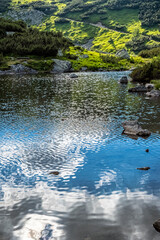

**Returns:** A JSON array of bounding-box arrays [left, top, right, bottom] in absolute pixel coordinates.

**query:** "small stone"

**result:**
[[145, 149, 149, 152], [70, 73, 78, 78], [137, 167, 150, 170], [49, 171, 59, 175], [120, 76, 128, 84], [153, 219, 160, 233]]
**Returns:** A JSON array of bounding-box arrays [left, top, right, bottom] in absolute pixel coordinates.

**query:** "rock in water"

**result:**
[[153, 219, 160, 233], [145, 83, 154, 91], [122, 120, 151, 137], [49, 171, 59, 175], [146, 90, 160, 98], [70, 73, 78, 78], [145, 149, 149, 152], [137, 167, 150, 170], [120, 76, 128, 84], [128, 86, 147, 93]]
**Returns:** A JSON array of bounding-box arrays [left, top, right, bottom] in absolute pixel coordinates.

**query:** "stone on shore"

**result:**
[[128, 86, 147, 93], [145, 83, 154, 91], [122, 120, 151, 137], [153, 219, 160, 233], [0, 64, 37, 75], [146, 89, 160, 97], [51, 59, 72, 73], [70, 73, 78, 78], [120, 76, 128, 84]]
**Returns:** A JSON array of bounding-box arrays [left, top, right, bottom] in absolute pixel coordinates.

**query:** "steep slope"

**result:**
[[1, 0, 160, 53]]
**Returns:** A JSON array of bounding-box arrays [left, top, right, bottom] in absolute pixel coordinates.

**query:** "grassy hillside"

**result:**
[[0, 0, 160, 54]]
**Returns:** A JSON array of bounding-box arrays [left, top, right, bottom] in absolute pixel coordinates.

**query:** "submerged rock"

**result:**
[[122, 120, 151, 137], [49, 171, 59, 175], [137, 167, 150, 170], [120, 76, 128, 84], [145, 149, 149, 152], [128, 86, 147, 93], [70, 73, 78, 78], [51, 59, 72, 73], [153, 219, 160, 233], [146, 90, 160, 98]]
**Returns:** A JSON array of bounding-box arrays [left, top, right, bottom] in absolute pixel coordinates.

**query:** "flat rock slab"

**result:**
[[122, 120, 151, 137], [137, 167, 150, 170], [128, 86, 147, 93]]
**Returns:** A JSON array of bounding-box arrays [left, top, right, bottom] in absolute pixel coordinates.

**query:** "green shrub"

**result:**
[[25, 60, 54, 72], [151, 80, 160, 90], [130, 58, 160, 82]]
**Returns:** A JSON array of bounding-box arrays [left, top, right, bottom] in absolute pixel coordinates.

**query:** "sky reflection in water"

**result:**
[[0, 72, 160, 240]]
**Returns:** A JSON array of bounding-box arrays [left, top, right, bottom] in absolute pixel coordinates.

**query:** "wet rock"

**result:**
[[70, 73, 78, 78], [145, 149, 149, 152], [49, 171, 59, 175], [51, 59, 72, 73], [137, 167, 150, 170], [153, 219, 160, 233], [146, 90, 160, 98], [122, 120, 151, 137], [115, 49, 130, 60], [145, 83, 154, 91], [120, 76, 128, 84], [128, 86, 147, 93]]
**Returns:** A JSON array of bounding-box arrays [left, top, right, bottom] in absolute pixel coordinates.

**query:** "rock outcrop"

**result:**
[[122, 120, 151, 137], [51, 59, 72, 73], [146, 89, 160, 97], [116, 49, 130, 60], [5, 9, 46, 26], [120, 76, 128, 84]]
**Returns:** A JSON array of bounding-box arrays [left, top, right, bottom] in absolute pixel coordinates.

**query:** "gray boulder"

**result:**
[[116, 49, 130, 60], [70, 73, 78, 78], [153, 219, 160, 233], [146, 89, 160, 97], [120, 76, 128, 84], [122, 120, 151, 137], [51, 59, 72, 73], [128, 85, 147, 93], [0, 64, 37, 75], [10, 64, 37, 74]]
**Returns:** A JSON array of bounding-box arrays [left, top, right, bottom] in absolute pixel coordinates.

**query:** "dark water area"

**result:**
[[0, 72, 160, 240]]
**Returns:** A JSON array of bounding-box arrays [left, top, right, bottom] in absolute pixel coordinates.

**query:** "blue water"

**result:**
[[0, 72, 160, 240]]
